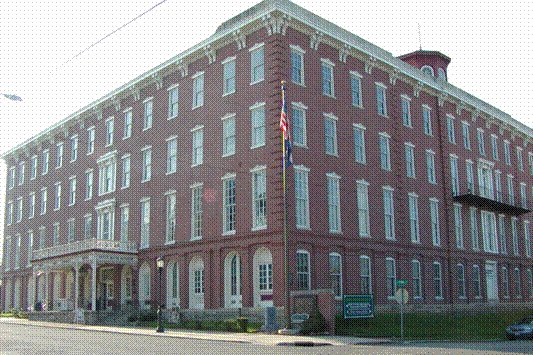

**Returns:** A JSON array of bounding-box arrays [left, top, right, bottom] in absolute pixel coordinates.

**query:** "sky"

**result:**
[[0, 0, 532, 256]]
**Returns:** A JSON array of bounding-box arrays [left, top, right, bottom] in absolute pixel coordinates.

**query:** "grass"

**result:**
[[0, 311, 29, 319], [138, 319, 263, 333], [335, 311, 532, 340]]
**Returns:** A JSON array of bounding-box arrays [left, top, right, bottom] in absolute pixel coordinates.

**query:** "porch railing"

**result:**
[[32, 238, 137, 261]]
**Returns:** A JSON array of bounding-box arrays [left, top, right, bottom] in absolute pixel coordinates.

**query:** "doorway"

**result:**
[[485, 261, 499, 301]]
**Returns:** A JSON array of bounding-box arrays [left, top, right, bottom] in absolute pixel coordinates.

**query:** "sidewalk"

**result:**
[[0, 317, 389, 347]]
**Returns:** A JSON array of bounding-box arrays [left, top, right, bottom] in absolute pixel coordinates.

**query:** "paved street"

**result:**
[[1, 322, 532, 354]]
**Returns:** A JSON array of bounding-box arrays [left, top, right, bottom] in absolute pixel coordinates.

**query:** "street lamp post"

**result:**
[[156, 257, 164, 333]]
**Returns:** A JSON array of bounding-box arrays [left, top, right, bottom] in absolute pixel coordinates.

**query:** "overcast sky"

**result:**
[[0, 0, 532, 250]]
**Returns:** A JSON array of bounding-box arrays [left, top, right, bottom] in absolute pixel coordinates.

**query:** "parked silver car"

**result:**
[[506, 316, 533, 340]]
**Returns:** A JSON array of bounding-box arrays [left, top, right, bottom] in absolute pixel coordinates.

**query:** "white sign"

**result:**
[[395, 288, 408, 305]]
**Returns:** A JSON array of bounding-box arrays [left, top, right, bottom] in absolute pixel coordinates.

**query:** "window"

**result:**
[[166, 193, 176, 243], [376, 83, 387, 116], [120, 206, 129, 242], [105, 118, 114, 146], [259, 263, 272, 291], [292, 103, 307, 147], [122, 109, 132, 139], [360, 256, 372, 295], [353, 124, 366, 164], [140, 198, 150, 247], [191, 184, 203, 240], [85, 169, 93, 200], [294, 166, 310, 229], [491, 135, 499, 160], [430, 198, 441, 246], [516, 147, 524, 171], [222, 114, 236, 156], [67, 219, 75, 243], [405, 143, 415, 178], [423, 105, 432, 136], [16, 198, 22, 223], [222, 57, 236, 95], [192, 72, 204, 108], [525, 221, 531, 258], [495, 170, 502, 201], [98, 153, 116, 195], [56, 142, 64, 168], [168, 85, 179, 118], [437, 67, 446, 79], [38, 227, 46, 249], [222, 175, 236, 234], [27, 231, 33, 267], [6, 201, 13, 225], [466, 160, 475, 193], [446, 115, 456, 144], [291, 46, 305, 85], [514, 268, 522, 297], [453, 204, 464, 248], [192, 126, 204, 166], [141, 147, 152, 182], [481, 211, 498, 253], [53, 223, 60, 246], [252, 167, 267, 230], [167, 137, 177, 174], [502, 267, 510, 298], [499, 215, 507, 254], [350, 71, 362, 107], [457, 264, 466, 298], [42, 149, 49, 175], [68, 177, 76, 206], [321, 59, 335, 97], [426, 150, 436, 184], [329, 253, 342, 298], [28, 192, 35, 219], [477, 128, 485, 156], [412, 260, 422, 299], [143, 99, 153, 130], [14, 235, 20, 269], [470, 207, 480, 250], [8, 167, 15, 189], [421, 65, 434, 76], [527, 269, 533, 298], [84, 214, 92, 239], [18, 161, 25, 185], [87, 127, 95, 155], [520, 183, 527, 209], [507, 175, 514, 205], [54, 182, 61, 210], [386, 258, 396, 298], [357, 180, 370, 237], [379, 133, 391, 171], [4, 237, 10, 271], [504, 140, 511, 165], [433, 262, 443, 299], [409, 193, 420, 243], [40, 188, 47, 215], [30, 156, 38, 180], [529, 152, 533, 176], [296, 250, 310, 290], [512, 217, 519, 255], [478, 163, 494, 199], [401, 96, 412, 127], [450, 155, 460, 196], [324, 114, 338, 156], [121, 155, 130, 188], [327, 173, 341, 233], [251, 103, 266, 148], [383, 187, 395, 241], [472, 265, 481, 298], [70, 135, 78, 162], [250, 43, 264, 84], [462, 121, 471, 150]]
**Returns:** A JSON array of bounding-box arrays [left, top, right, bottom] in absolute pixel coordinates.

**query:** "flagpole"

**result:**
[[281, 81, 291, 330]]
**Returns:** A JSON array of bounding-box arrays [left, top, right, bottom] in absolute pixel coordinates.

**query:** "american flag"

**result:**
[[280, 82, 293, 167]]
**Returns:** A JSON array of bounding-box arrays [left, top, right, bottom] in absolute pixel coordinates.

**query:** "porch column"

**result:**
[[45, 269, 50, 310], [91, 260, 97, 311], [74, 263, 80, 311]]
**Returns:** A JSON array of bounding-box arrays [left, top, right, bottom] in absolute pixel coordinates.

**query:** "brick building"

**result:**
[[1, 0, 532, 316]]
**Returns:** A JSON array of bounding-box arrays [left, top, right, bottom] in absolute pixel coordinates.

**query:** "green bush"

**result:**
[[139, 310, 157, 322], [127, 314, 139, 322], [224, 319, 241, 332], [300, 305, 328, 335]]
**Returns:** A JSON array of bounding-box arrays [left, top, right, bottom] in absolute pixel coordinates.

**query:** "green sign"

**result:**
[[396, 279, 408, 288], [343, 295, 374, 319]]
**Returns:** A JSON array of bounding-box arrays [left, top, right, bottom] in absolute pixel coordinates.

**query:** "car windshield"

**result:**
[[518, 317, 533, 325]]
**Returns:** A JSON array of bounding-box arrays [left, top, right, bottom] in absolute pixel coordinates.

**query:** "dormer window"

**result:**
[[421, 65, 434, 77], [437, 68, 446, 81]]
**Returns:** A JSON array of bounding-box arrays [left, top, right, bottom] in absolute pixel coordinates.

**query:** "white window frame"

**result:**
[[290, 45, 305, 86], [54, 182, 61, 211], [87, 126, 95, 155], [250, 43, 265, 85], [321, 58, 335, 97], [329, 252, 343, 299], [422, 105, 432, 136], [168, 84, 179, 119], [477, 128, 486, 156], [143, 98, 153, 130], [190, 183, 203, 240], [450, 155, 460, 196], [360, 255, 372, 295], [97, 151, 117, 196], [105, 117, 114, 146], [502, 267, 510, 298], [250, 102, 266, 149], [68, 176, 76, 206], [490, 134, 499, 161], [141, 146, 152, 182], [28, 192, 35, 219], [426, 150, 437, 184], [166, 191, 177, 244], [292, 102, 308, 148], [67, 218, 75, 243], [383, 186, 395, 241], [462, 121, 471, 150], [525, 220, 531, 258], [121, 155, 130, 189], [55, 142, 64, 169], [85, 169, 93, 200], [70, 135, 78, 162], [376, 83, 387, 117], [466, 160, 475, 193], [119, 205, 129, 242], [296, 250, 311, 290], [42, 149, 49, 175], [498, 214, 508, 254], [409, 193, 420, 243], [385, 257, 397, 299], [412, 259, 422, 299], [222, 56, 236, 95], [222, 113, 236, 157], [294, 166, 310, 230], [357, 179, 370, 238], [166, 136, 178, 174], [16, 197, 23, 223], [324, 113, 338, 156], [504, 140, 511, 165], [222, 174, 236, 235], [123, 108, 132, 139], [405, 142, 415, 178], [327, 173, 342, 234], [470, 207, 480, 250], [454, 204, 464, 248], [30, 155, 38, 180], [430, 198, 441, 246], [192, 71, 205, 109], [512, 217, 519, 256], [446, 114, 456, 144], [516, 147, 524, 172], [481, 210, 498, 253], [472, 264, 481, 299], [457, 264, 466, 298], [353, 123, 366, 164], [84, 214, 92, 240], [251, 166, 267, 231], [140, 198, 150, 248], [350, 71, 363, 108], [379, 132, 391, 171], [433, 261, 443, 299], [401, 95, 412, 127], [40, 188, 47, 215]]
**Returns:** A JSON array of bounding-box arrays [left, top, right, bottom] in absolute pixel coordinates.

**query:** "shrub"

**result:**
[[299, 304, 328, 335], [139, 310, 158, 322], [224, 319, 241, 332], [127, 314, 139, 322]]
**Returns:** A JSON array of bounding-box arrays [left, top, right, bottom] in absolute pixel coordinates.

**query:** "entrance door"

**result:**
[[485, 262, 499, 301]]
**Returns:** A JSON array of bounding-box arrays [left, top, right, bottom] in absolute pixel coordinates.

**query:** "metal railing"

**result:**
[[32, 238, 137, 261]]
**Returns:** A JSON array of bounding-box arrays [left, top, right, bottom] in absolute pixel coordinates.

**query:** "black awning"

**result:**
[[453, 193, 531, 216]]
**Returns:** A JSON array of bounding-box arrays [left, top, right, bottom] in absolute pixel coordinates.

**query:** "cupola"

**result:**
[[397, 50, 451, 81]]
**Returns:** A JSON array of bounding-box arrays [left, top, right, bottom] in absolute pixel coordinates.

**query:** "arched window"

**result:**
[[421, 65, 434, 77], [437, 68, 446, 80], [253, 247, 273, 307], [224, 252, 242, 308], [166, 261, 179, 309], [139, 262, 151, 309], [189, 257, 204, 309]]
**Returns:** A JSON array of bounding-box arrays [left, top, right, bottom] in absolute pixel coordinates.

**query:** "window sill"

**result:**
[[121, 185, 129, 190], [141, 179, 151, 183], [222, 152, 235, 158], [55, 166, 62, 170], [222, 230, 236, 236], [352, 104, 364, 109], [166, 171, 176, 176], [165, 240, 176, 245], [123, 136, 131, 141], [250, 79, 264, 86], [325, 152, 339, 158], [190, 236, 202, 241], [68, 203, 75, 207], [54, 208, 60, 212], [458, 296, 467, 300], [222, 90, 235, 97], [168, 115, 178, 120], [252, 225, 267, 232], [329, 230, 342, 235], [293, 143, 308, 149], [378, 113, 389, 118], [192, 104, 203, 110], [296, 226, 311, 231], [251, 144, 266, 150], [28, 216, 34, 220], [84, 197, 93, 201], [142, 127, 152, 132], [191, 163, 202, 168], [87, 152, 94, 156], [435, 297, 444, 301], [292, 81, 305, 87]]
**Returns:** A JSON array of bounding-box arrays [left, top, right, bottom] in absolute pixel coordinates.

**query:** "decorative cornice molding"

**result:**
[[204, 44, 217, 64], [472, 109, 479, 123], [339, 43, 350, 63], [111, 95, 121, 111], [310, 31, 323, 50], [364, 55, 377, 74], [262, 13, 290, 35], [232, 29, 246, 50], [456, 101, 466, 116], [389, 69, 400, 86], [176, 59, 188, 78], [413, 81, 424, 98], [152, 72, 163, 90], [129, 84, 140, 101], [438, 92, 448, 107]]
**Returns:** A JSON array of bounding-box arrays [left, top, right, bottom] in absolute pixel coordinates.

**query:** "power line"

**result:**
[[63, 0, 170, 66]]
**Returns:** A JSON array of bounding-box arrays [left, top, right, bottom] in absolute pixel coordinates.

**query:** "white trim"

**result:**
[[250, 165, 267, 173], [190, 182, 204, 189], [166, 135, 178, 141], [375, 82, 387, 89], [320, 58, 335, 67], [326, 172, 341, 179], [293, 164, 310, 172], [221, 112, 236, 121], [404, 141, 415, 148], [191, 124, 204, 132], [378, 131, 391, 138], [191, 71, 204, 79], [349, 70, 363, 78], [221, 56, 236, 64], [352, 123, 366, 130], [400, 94, 411, 101], [249, 102, 266, 110], [356, 179, 369, 186], [248, 42, 264, 52], [323, 112, 338, 121], [291, 102, 308, 110], [122, 107, 132, 113], [142, 96, 154, 103], [167, 83, 179, 91], [221, 172, 237, 180], [289, 44, 306, 54]]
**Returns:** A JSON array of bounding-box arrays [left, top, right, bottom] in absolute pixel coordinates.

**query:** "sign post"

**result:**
[[395, 280, 408, 342], [343, 295, 374, 319]]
